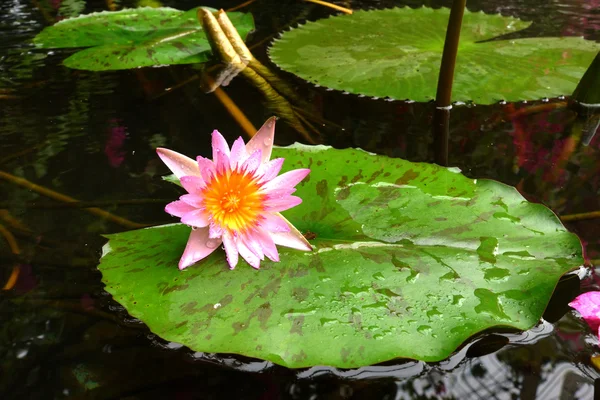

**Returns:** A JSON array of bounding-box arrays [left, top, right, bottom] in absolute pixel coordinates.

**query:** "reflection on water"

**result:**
[[1, 0, 599, 398]]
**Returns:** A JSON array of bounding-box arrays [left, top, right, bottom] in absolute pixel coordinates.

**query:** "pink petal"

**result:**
[[209, 224, 223, 239], [181, 209, 210, 228], [165, 200, 196, 218], [265, 187, 297, 199], [569, 291, 600, 331], [257, 158, 284, 183], [222, 232, 239, 269], [262, 169, 310, 192], [264, 195, 303, 212], [241, 232, 265, 261], [241, 149, 262, 174], [254, 228, 279, 262], [269, 214, 312, 251], [271, 231, 313, 251], [179, 194, 204, 208], [179, 227, 222, 270], [246, 117, 276, 163], [261, 212, 291, 233], [229, 137, 248, 168], [180, 176, 205, 194], [156, 148, 199, 179], [196, 156, 216, 183], [212, 130, 231, 172], [237, 239, 261, 269]]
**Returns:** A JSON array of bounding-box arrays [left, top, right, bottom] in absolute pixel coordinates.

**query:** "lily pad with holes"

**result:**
[[268, 7, 600, 104], [98, 145, 582, 368], [33, 7, 254, 71]]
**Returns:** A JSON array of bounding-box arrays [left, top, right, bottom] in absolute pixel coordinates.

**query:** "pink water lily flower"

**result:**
[[569, 291, 600, 340], [157, 117, 312, 270]]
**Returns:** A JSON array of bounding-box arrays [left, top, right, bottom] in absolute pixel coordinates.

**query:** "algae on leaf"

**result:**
[[98, 145, 583, 368], [268, 7, 600, 104], [33, 7, 255, 71]]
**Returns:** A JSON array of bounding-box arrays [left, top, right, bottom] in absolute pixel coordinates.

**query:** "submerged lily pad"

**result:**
[[33, 7, 254, 71], [268, 7, 600, 104], [99, 145, 582, 368]]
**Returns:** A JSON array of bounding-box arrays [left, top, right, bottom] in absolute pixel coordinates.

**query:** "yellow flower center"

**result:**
[[202, 169, 264, 233]]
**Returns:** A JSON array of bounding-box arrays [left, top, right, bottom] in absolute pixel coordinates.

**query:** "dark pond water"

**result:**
[[1, 0, 600, 398]]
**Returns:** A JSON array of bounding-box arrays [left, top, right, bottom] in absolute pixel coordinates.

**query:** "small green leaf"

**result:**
[[268, 7, 600, 104], [33, 7, 254, 71], [98, 145, 582, 368]]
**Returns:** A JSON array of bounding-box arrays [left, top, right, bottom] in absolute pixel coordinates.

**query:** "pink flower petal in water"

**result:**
[[105, 125, 127, 168], [569, 291, 600, 333], [157, 118, 312, 270]]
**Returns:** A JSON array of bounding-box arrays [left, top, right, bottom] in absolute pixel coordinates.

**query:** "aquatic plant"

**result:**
[[268, 7, 600, 104], [32, 7, 254, 71], [569, 291, 600, 340], [98, 119, 583, 367], [156, 118, 311, 270]]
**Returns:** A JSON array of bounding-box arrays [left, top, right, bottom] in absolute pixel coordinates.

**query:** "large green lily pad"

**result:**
[[33, 7, 254, 71], [99, 145, 582, 368], [268, 7, 600, 104]]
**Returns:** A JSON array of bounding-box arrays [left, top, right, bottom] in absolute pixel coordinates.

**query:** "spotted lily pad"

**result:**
[[33, 7, 254, 71], [268, 7, 600, 104], [99, 145, 582, 368]]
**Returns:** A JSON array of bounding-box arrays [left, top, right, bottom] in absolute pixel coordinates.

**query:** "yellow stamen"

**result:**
[[202, 169, 264, 233]]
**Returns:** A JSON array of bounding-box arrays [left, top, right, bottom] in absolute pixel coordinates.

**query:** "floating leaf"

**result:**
[[99, 145, 582, 368], [33, 7, 254, 71], [268, 7, 600, 104]]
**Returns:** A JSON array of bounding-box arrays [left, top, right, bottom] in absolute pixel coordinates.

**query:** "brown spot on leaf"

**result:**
[[233, 302, 273, 333], [244, 277, 282, 304], [316, 179, 328, 199], [341, 347, 351, 363], [290, 316, 304, 335], [163, 284, 189, 295], [292, 350, 307, 363], [309, 257, 325, 273], [303, 231, 317, 240], [357, 250, 388, 264], [292, 287, 309, 302], [336, 186, 350, 200], [437, 225, 472, 236], [395, 169, 419, 185], [366, 169, 383, 184], [288, 264, 308, 278], [351, 169, 364, 183]]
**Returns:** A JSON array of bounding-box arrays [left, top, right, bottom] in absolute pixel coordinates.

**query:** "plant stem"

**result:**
[[435, 0, 466, 107], [303, 0, 353, 14], [0, 170, 148, 229], [432, 109, 450, 166], [561, 210, 600, 222], [431, 0, 466, 166]]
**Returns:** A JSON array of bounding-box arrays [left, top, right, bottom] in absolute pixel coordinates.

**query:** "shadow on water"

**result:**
[[1, 0, 600, 398]]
